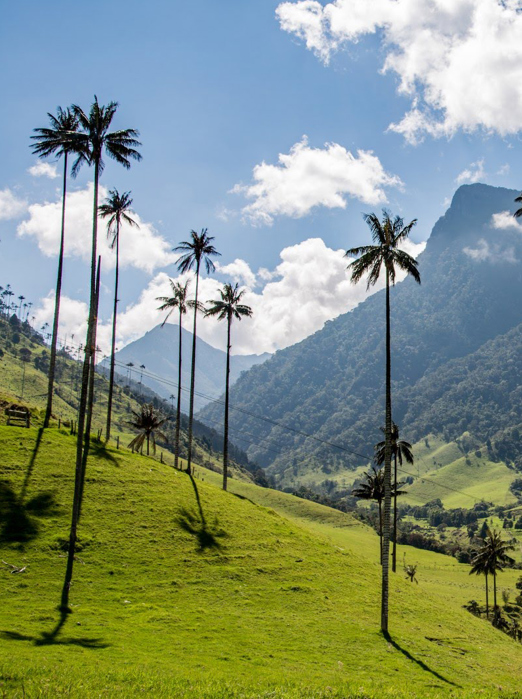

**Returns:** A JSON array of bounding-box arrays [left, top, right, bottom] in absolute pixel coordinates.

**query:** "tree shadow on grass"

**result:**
[[383, 632, 461, 688], [0, 481, 59, 547], [20, 427, 45, 502], [175, 474, 228, 552], [1, 608, 109, 649], [88, 440, 119, 466]]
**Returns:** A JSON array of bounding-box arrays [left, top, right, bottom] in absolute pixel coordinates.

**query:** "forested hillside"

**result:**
[[199, 184, 522, 484]]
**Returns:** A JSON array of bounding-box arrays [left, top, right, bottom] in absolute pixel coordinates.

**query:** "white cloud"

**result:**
[[39, 236, 425, 357], [217, 259, 258, 288], [0, 189, 27, 220], [497, 163, 510, 177], [491, 211, 522, 231], [232, 137, 401, 225], [463, 238, 516, 263], [28, 162, 59, 179], [17, 184, 178, 273], [456, 159, 486, 185], [277, 0, 522, 142]]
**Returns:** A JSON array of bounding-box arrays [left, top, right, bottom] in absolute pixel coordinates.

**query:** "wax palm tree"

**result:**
[[205, 283, 253, 491], [352, 466, 385, 560], [375, 423, 414, 573], [471, 529, 515, 619], [352, 465, 405, 562], [128, 404, 169, 456], [60, 97, 141, 611], [99, 189, 139, 442], [157, 279, 195, 470], [31, 107, 80, 428], [347, 210, 421, 633], [174, 229, 220, 474]]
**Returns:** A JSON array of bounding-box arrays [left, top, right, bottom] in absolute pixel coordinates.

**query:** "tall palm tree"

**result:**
[[374, 423, 414, 573], [205, 283, 253, 491], [352, 465, 405, 562], [471, 529, 515, 619], [347, 210, 421, 633], [99, 189, 139, 442], [352, 466, 385, 560], [157, 279, 194, 470], [128, 404, 169, 456], [60, 97, 141, 612], [31, 107, 80, 429], [174, 229, 220, 474]]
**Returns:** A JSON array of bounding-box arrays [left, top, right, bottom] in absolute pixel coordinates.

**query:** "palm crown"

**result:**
[[70, 96, 142, 176], [470, 529, 515, 577], [374, 424, 414, 468], [175, 229, 220, 275], [346, 211, 421, 288], [98, 189, 138, 248], [205, 283, 253, 322], [31, 106, 80, 160], [157, 279, 200, 325]]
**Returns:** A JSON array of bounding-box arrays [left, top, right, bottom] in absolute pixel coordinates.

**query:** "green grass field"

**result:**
[[1, 425, 522, 698]]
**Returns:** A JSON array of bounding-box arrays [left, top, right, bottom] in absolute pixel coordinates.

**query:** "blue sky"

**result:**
[[1, 0, 521, 355]]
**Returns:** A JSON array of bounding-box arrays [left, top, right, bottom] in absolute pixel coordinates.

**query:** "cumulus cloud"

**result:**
[[491, 211, 522, 231], [0, 189, 27, 220], [231, 137, 401, 225], [456, 159, 486, 185], [463, 239, 516, 264], [28, 162, 59, 179], [217, 259, 258, 288], [17, 183, 178, 273], [276, 0, 522, 142], [38, 236, 425, 357]]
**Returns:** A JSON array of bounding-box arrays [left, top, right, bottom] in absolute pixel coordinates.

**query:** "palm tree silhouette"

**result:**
[[128, 404, 168, 456], [347, 210, 420, 633], [205, 283, 253, 490], [60, 97, 141, 612], [157, 279, 196, 470], [31, 107, 80, 429], [99, 189, 139, 441], [374, 423, 414, 573], [174, 229, 220, 474], [470, 529, 515, 619], [514, 193, 522, 219]]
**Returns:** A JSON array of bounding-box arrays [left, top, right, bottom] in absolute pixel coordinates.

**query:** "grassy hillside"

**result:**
[[1, 426, 522, 697]]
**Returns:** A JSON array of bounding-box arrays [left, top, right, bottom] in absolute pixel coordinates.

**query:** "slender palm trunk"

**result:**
[[381, 269, 392, 634], [485, 572, 489, 619], [493, 571, 497, 616], [378, 500, 383, 563], [222, 314, 232, 491], [174, 313, 183, 470], [105, 226, 120, 441], [186, 262, 200, 475], [147, 433, 150, 456], [44, 155, 68, 428], [392, 452, 398, 573], [79, 257, 101, 517], [61, 159, 100, 610]]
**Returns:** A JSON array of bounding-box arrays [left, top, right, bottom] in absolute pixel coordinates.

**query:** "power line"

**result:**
[[28, 329, 495, 505]]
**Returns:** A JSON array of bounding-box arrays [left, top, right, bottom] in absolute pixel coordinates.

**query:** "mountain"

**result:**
[[199, 184, 522, 485], [107, 323, 269, 413]]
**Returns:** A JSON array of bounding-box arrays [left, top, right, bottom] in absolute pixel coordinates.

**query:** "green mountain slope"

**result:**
[[1, 426, 522, 697], [199, 184, 522, 491]]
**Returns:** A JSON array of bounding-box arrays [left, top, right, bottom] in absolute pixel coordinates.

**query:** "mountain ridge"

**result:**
[[199, 183, 522, 484]]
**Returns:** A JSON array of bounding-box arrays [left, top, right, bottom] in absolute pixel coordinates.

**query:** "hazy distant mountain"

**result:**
[[107, 324, 270, 414], [199, 184, 522, 482]]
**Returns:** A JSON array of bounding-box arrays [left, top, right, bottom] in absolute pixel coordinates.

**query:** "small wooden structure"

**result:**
[[5, 404, 31, 428]]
